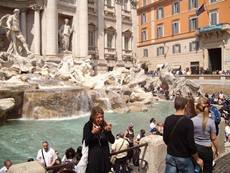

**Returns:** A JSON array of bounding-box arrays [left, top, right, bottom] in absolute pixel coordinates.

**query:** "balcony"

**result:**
[[104, 5, 115, 16], [88, 0, 96, 15], [122, 49, 133, 62], [196, 23, 230, 40], [197, 23, 230, 35], [105, 48, 117, 60], [88, 46, 99, 59], [122, 9, 131, 20], [122, 49, 132, 56], [88, 46, 98, 53], [105, 47, 116, 55]]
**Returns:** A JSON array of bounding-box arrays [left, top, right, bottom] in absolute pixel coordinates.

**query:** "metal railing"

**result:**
[[46, 142, 148, 173], [110, 142, 148, 173]]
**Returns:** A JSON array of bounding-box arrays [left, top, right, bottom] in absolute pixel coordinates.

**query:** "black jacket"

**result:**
[[83, 121, 115, 173]]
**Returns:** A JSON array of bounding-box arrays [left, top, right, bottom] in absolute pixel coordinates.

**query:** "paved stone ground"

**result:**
[[213, 153, 230, 173], [213, 142, 230, 173]]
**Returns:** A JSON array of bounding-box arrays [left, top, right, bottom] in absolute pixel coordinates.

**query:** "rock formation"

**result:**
[[0, 52, 200, 120], [159, 64, 200, 96], [0, 98, 15, 123]]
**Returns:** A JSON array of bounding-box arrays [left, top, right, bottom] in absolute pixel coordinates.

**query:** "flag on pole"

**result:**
[[196, 4, 205, 16]]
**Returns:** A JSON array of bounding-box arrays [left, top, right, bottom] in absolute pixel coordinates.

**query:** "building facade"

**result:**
[[137, 0, 230, 73], [0, 0, 137, 72]]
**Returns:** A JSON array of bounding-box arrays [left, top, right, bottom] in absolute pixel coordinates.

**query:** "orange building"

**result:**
[[137, 0, 230, 73]]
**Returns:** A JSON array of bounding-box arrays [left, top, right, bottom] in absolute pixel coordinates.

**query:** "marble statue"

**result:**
[[59, 18, 73, 52], [0, 9, 31, 56]]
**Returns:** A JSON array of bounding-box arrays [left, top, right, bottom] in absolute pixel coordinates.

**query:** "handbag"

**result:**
[[74, 140, 88, 173], [110, 139, 125, 165]]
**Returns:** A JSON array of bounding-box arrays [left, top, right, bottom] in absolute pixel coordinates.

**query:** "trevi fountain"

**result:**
[[0, 3, 200, 164]]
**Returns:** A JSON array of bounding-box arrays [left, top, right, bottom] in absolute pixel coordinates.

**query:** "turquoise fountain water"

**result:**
[[0, 101, 174, 166]]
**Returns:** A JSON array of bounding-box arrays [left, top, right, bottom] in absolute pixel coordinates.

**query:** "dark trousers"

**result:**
[[215, 122, 219, 136], [127, 143, 133, 162], [196, 144, 213, 173], [114, 156, 128, 173]]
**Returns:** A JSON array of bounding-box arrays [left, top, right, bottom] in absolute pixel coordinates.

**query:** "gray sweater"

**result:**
[[192, 114, 216, 146]]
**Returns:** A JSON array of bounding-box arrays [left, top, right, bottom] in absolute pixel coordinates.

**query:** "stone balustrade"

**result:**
[[179, 75, 230, 80]]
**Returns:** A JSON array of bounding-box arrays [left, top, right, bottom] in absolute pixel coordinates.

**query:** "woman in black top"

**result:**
[[83, 106, 115, 173]]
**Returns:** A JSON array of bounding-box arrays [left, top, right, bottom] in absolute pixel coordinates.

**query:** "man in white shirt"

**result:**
[[36, 141, 57, 167], [0, 160, 12, 173], [111, 133, 129, 173]]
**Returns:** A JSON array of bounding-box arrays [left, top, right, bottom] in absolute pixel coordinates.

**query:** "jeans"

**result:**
[[165, 154, 194, 173]]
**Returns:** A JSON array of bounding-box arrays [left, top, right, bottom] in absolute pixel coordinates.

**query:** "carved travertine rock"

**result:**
[[0, 53, 201, 119], [0, 98, 15, 123], [0, 98, 15, 112], [140, 135, 167, 173], [8, 161, 46, 173], [159, 64, 200, 96]]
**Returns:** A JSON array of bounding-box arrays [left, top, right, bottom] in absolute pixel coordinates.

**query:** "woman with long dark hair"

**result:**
[[192, 98, 219, 173], [185, 97, 196, 118], [83, 106, 115, 173]]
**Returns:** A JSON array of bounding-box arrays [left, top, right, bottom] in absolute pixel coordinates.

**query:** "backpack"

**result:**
[[210, 106, 221, 124]]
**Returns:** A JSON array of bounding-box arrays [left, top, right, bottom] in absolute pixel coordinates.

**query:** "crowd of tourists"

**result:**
[[1, 92, 230, 173], [146, 66, 230, 77]]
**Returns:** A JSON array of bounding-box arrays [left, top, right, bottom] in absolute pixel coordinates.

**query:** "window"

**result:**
[[143, 49, 148, 57], [172, 44, 181, 53], [106, 0, 112, 7], [209, 10, 218, 25], [141, 13, 146, 24], [190, 61, 199, 74], [172, 21, 179, 35], [189, 0, 198, 9], [189, 41, 199, 51], [124, 36, 130, 50], [157, 25, 164, 38], [88, 30, 95, 47], [143, 0, 146, 6], [123, 0, 128, 10], [189, 17, 198, 32], [157, 7, 164, 19], [107, 33, 113, 48], [210, 0, 216, 3], [141, 30, 147, 41], [157, 46, 164, 56], [108, 66, 114, 72], [172, 2, 180, 14]]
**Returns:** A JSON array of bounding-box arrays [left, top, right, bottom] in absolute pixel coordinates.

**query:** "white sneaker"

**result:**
[[212, 161, 216, 167]]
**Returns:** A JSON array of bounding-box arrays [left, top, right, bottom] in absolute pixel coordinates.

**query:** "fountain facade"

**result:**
[[0, 0, 200, 122]]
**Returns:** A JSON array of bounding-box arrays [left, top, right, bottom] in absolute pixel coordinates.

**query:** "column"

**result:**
[[32, 5, 41, 55], [74, 0, 88, 58], [45, 0, 58, 56], [20, 9, 27, 41], [115, 1, 122, 61], [97, 0, 105, 60], [131, 3, 137, 59], [122, 35, 125, 50]]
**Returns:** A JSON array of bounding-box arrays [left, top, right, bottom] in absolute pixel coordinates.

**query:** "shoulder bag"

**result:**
[[111, 139, 125, 165]]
